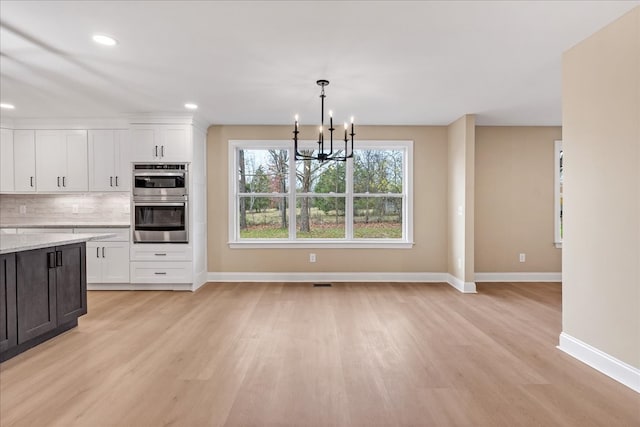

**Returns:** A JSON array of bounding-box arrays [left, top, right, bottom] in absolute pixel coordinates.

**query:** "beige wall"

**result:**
[[475, 126, 562, 272], [562, 7, 639, 367], [207, 125, 449, 273], [447, 115, 475, 283]]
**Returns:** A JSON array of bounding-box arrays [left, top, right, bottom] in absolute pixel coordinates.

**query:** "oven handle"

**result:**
[[134, 202, 185, 207], [133, 171, 185, 177]]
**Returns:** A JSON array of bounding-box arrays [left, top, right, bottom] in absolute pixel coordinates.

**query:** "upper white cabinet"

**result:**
[[13, 130, 37, 192], [35, 130, 88, 192], [130, 125, 191, 162], [88, 130, 131, 191], [0, 128, 14, 192]]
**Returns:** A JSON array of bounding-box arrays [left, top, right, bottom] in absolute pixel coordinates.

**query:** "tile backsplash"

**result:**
[[0, 193, 131, 224]]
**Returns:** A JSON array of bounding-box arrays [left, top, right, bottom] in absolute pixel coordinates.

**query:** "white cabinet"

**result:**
[[77, 228, 130, 284], [130, 125, 191, 162], [13, 130, 36, 192], [0, 128, 14, 192], [130, 243, 192, 284], [88, 130, 131, 191], [35, 130, 88, 192]]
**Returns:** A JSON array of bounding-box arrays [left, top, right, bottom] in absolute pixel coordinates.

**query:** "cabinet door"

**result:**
[[101, 242, 130, 283], [16, 248, 57, 343], [13, 130, 36, 192], [88, 130, 116, 191], [55, 243, 86, 324], [85, 242, 102, 284], [35, 130, 64, 192], [0, 128, 14, 192], [160, 126, 191, 162], [130, 127, 160, 162], [63, 130, 88, 191], [114, 130, 131, 190], [0, 253, 17, 353]]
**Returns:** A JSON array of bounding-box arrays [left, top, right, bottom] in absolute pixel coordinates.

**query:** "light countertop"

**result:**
[[0, 222, 130, 229], [0, 233, 116, 254]]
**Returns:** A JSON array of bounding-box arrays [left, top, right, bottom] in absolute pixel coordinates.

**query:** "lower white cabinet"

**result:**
[[86, 242, 130, 283], [130, 261, 192, 284], [130, 243, 192, 284], [76, 228, 130, 284]]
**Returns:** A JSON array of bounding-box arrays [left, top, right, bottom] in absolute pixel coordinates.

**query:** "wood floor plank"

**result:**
[[1, 282, 638, 426]]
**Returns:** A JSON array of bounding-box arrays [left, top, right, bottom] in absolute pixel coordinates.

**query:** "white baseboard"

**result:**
[[207, 271, 449, 283], [446, 274, 477, 293], [475, 272, 562, 282], [87, 283, 192, 291], [558, 332, 640, 393], [206, 272, 477, 294]]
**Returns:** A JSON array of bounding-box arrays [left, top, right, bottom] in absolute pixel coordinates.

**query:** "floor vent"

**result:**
[[313, 283, 332, 287]]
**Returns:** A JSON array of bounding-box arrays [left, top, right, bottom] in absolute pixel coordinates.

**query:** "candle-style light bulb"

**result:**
[[344, 122, 348, 140], [350, 116, 354, 124], [329, 110, 333, 117], [295, 114, 299, 130]]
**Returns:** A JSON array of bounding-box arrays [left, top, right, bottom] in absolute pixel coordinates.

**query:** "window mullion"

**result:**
[[346, 158, 354, 239], [288, 146, 296, 240]]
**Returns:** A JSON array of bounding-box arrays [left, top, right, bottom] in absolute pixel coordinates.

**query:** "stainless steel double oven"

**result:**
[[132, 163, 188, 243]]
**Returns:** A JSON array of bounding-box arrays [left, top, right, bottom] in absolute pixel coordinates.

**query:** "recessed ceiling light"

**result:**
[[0, 103, 15, 110], [184, 103, 198, 110], [92, 34, 118, 46]]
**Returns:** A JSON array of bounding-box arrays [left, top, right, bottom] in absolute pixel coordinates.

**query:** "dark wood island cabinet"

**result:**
[[1, 241, 88, 362]]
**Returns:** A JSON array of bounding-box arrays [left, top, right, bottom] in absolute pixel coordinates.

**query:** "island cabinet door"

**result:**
[[0, 253, 17, 353], [16, 248, 57, 343], [55, 243, 87, 325]]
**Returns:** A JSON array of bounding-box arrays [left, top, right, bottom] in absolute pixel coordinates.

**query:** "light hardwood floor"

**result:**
[[1, 282, 638, 426]]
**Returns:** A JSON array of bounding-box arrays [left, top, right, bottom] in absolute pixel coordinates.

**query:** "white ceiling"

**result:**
[[1, 1, 638, 126]]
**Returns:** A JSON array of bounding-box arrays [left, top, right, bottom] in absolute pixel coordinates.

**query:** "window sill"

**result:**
[[228, 240, 415, 249]]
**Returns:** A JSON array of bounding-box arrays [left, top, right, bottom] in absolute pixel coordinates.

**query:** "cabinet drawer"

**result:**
[[130, 244, 192, 261], [75, 228, 129, 242], [130, 261, 192, 284]]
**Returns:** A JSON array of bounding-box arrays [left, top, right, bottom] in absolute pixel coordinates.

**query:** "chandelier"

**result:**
[[293, 79, 355, 162]]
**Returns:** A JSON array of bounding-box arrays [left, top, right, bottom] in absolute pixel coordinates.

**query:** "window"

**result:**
[[229, 140, 413, 248], [554, 140, 563, 247]]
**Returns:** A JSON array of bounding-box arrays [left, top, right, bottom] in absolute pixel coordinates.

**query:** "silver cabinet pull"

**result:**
[[30, 176, 34, 187], [154, 272, 167, 275], [102, 247, 105, 258], [110, 176, 113, 187], [154, 253, 167, 256], [57, 176, 60, 187], [115, 176, 119, 186], [96, 247, 100, 258], [62, 176, 66, 187], [161, 145, 165, 157], [154, 145, 158, 157]]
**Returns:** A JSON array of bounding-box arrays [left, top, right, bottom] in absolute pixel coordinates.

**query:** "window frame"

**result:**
[[554, 140, 563, 248], [228, 139, 414, 248]]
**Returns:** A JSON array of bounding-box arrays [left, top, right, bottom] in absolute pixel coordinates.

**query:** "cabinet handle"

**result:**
[[154, 272, 167, 275], [102, 247, 105, 258], [154, 253, 167, 256], [30, 176, 34, 187], [62, 176, 66, 187], [57, 176, 60, 187], [161, 145, 164, 157], [110, 176, 113, 187], [97, 247, 100, 258], [48, 252, 56, 269], [155, 145, 158, 157], [115, 176, 119, 187], [56, 250, 63, 267]]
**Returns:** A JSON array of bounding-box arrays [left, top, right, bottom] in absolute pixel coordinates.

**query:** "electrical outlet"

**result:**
[[309, 253, 317, 263], [19, 205, 27, 215], [72, 204, 79, 214], [519, 253, 526, 263]]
